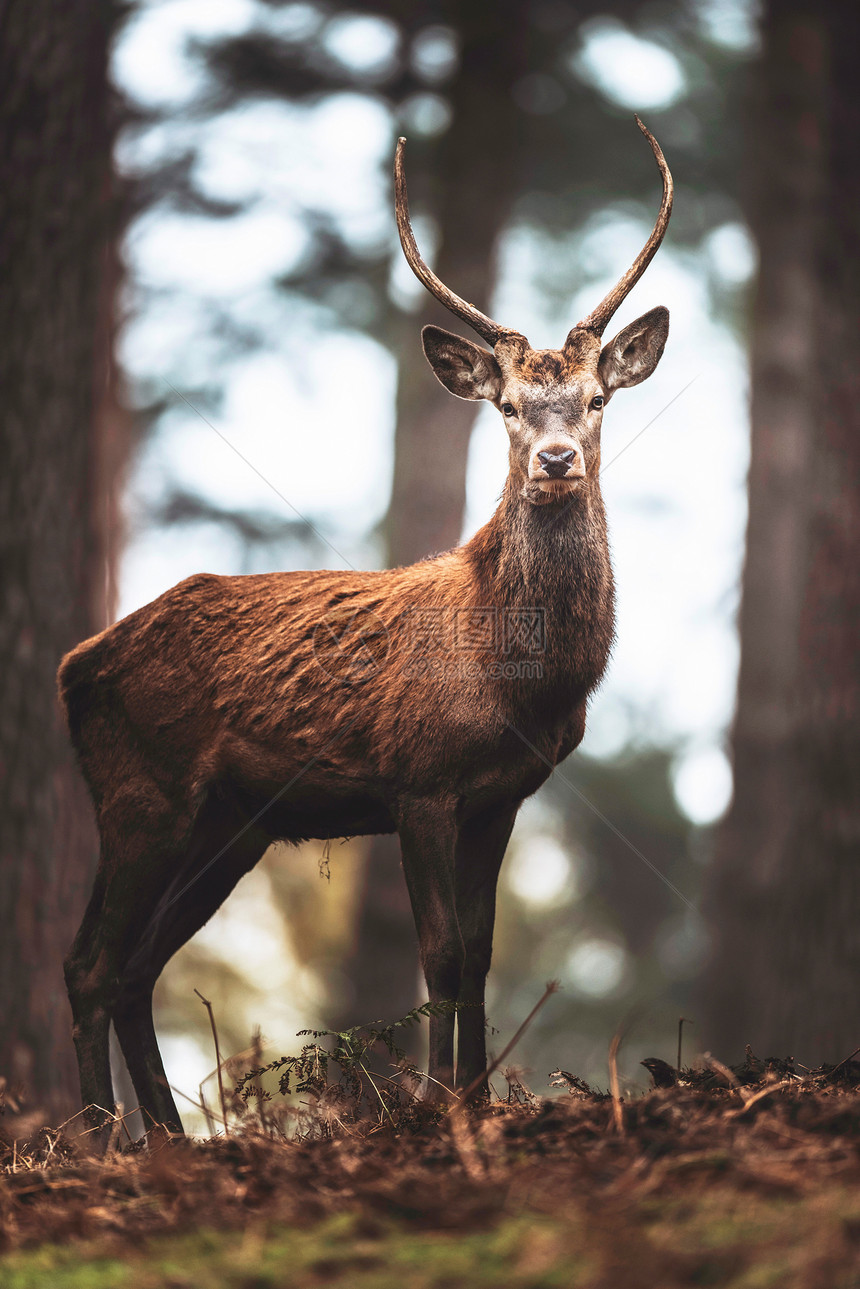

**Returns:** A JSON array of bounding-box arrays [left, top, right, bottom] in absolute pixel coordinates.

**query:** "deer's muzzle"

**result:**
[[529, 441, 586, 483]]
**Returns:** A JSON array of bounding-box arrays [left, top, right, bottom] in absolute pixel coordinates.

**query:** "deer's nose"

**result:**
[[537, 449, 576, 479]]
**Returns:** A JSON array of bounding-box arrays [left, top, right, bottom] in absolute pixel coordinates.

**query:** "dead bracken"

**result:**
[[2, 1055, 859, 1262]]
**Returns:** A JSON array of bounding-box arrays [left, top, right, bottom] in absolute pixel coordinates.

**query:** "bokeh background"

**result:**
[[3, 0, 856, 1134], [112, 0, 752, 1121]]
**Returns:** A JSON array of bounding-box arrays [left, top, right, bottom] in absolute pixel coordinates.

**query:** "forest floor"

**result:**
[[2, 1053, 860, 1289]]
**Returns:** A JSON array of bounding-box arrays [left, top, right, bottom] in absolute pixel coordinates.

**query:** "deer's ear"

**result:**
[[422, 325, 502, 402], [598, 306, 669, 394]]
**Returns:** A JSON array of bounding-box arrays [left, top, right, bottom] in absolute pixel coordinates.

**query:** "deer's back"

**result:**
[[58, 562, 592, 839]]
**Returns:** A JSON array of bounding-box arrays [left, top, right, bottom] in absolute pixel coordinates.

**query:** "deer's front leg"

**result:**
[[454, 804, 519, 1096], [397, 801, 462, 1099]]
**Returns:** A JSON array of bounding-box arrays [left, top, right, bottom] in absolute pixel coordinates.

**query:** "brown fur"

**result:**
[[60, 273, 668, 1139]]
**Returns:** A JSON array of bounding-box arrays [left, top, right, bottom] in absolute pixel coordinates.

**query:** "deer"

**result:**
[[59, 116, 672, 1137]]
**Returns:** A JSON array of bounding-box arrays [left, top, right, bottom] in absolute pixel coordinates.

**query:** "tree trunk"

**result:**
[[0, 0, 123, 1123], [334, 2, 528, 1034], [702, 0, 860, 1063]]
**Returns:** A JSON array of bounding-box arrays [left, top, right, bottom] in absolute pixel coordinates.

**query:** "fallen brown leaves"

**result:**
[[1, 1062, 859, 1263]]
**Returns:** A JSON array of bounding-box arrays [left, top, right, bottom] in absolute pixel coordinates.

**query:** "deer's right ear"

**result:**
[[422, 325, 502, 402]]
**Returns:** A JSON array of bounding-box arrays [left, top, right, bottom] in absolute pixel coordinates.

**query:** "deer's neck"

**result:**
[[464, 476, 615, 695]]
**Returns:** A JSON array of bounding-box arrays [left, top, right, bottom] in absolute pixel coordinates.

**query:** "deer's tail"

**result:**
[[57, 633, 113, 753]]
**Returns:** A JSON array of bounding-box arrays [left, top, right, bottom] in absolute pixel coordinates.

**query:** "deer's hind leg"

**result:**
[[64, 866, 117, 1134], [64, 776, 208, 1139], [112, 789, 271, 1135]]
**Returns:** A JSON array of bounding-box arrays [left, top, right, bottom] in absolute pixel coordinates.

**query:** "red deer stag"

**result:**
[[60, 117, 672, 1134]]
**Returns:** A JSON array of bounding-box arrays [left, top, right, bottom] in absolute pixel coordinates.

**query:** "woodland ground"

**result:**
[[2, 1055, 860, 1289]]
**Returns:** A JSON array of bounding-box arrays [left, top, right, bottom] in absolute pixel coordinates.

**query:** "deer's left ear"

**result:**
[[598, 306, 669, 394]]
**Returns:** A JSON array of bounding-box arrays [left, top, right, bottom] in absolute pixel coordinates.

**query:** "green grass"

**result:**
[[0, 1212, 593, 1289], [5, 1184, 860, 1289]]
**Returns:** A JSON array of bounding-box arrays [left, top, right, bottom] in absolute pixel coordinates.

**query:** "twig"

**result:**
[[608, 1031, 625, 1135], [136, 1106, 177, 1148], [454, 980, 560, 1112], [75, 1104, 152, 1142], [106, 1101, 136, 1146], [197, 1077, 217, 1136], [449, 1108, 486, 1181], [71, 1104, 134, 1145], [703, 1053, 740, 1089], [830, 1043, 860, 1076], [422, 1070, 457, 1101], [170, 1083, 228, 1129], [251, 1026, 266, 1133], [54, 1105, 108, 1134], [106, 1109, 125, 1155], [365, 1067, 422, 1104], [678, 1016, 694, 1073], [195, 988, 230, 1134], [727, 1080, 794, 1118], [358, 1064, 397, 1127], [118, 1107, 135, 1145]]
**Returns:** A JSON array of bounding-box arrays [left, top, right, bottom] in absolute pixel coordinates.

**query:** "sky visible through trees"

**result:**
[[108, 0, 759, 1116]]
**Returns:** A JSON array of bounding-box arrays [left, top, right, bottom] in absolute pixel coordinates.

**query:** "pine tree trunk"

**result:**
[[702, 0, 860, 1063], [0, 0, 122, 1122]]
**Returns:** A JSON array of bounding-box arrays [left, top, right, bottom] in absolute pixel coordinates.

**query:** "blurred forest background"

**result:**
[[1, 0, 857, 1133]]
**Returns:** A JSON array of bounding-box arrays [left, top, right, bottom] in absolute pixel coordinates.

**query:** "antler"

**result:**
[[571, 116, 673, 338], [394, 137, 515, 348]]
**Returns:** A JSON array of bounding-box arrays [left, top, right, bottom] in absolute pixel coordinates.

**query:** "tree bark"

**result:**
[[0, 0, 123, 1122], [702, 0, 860, 1063]]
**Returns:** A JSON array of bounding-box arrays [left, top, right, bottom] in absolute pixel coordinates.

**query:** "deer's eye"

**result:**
[[591, 395, 605, 410], [501, 402, 516, 417]]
